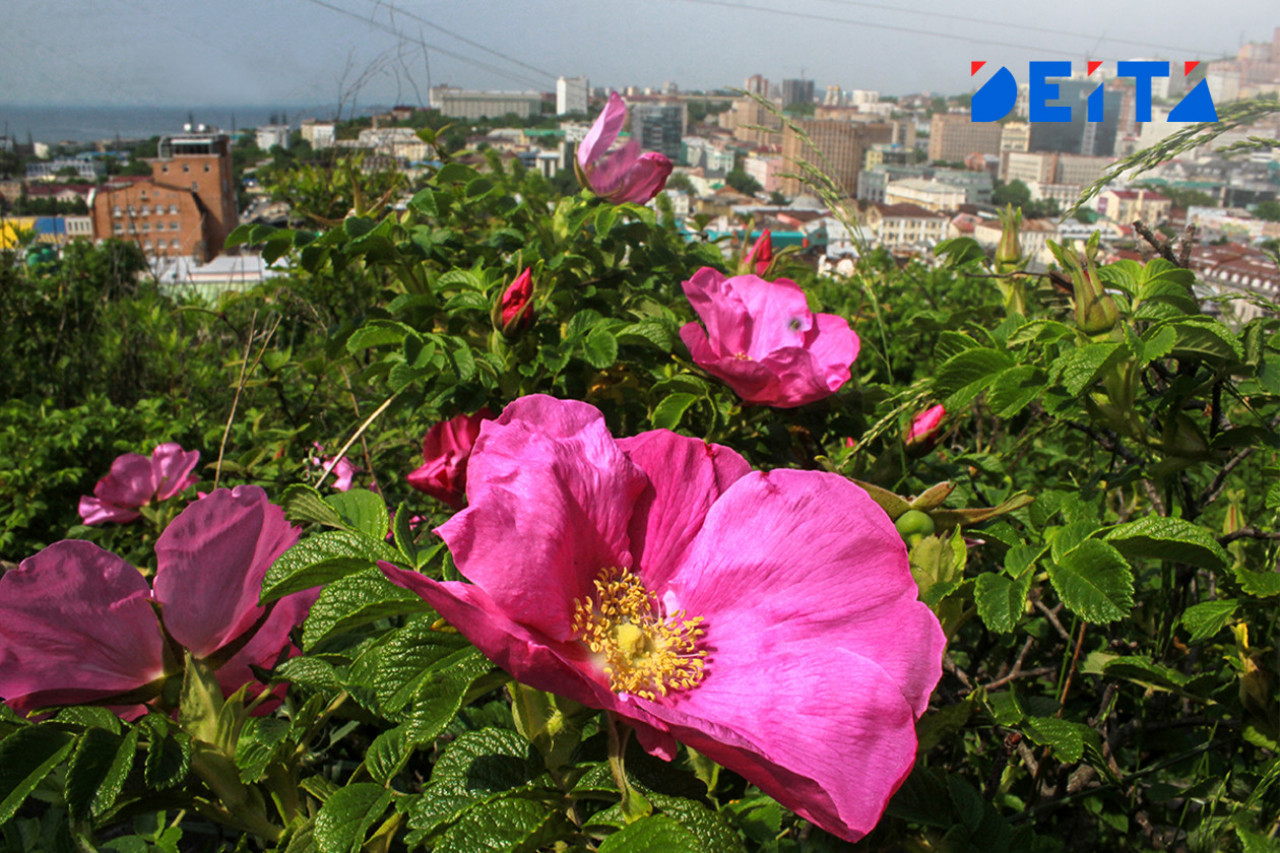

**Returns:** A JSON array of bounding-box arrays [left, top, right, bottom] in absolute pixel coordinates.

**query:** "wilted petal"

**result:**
[[153, 486, 300, 660], [0, 541, 166, 713], [436, 396, 644, 641], [150, 443, 200, 502]]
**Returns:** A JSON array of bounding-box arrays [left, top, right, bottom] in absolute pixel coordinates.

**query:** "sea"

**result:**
[[0, 104, 381, 145]]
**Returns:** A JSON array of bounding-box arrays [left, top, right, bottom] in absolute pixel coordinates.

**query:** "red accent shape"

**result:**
[[971, 61, 986, 76], [1184, 60, 1200, 76], [1087, 61, 1102, 75]]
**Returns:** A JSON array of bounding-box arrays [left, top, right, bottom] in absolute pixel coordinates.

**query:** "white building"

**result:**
[[301, 120, 336, 150], [255, 125, 291, 152], [557, 76, 590, 115]]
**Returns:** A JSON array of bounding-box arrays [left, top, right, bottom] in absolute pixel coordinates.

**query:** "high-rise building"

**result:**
[[744, 74, 770, 96], [927, 112, 1003, 163], [781, 118, 894, 197], [91, 128, 238, 262], [781, 79, 815, 109], [630, 101, 687, 160], [556, 76, 590, 116]]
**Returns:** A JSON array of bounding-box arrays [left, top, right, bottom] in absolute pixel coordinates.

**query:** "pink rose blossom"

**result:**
[[380, 395, 944, 842], [679, 267, 861, 408], [906, 404, 947, 451], [575, 92, 673, 204], [500, 268, 534, 332], [0, 486, 313, 718], [78, 442, 200, 525], [311, 443, 359, 491], [406, 408, 495, 509]]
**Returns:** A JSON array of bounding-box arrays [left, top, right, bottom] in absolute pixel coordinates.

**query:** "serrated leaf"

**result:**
[[974, 572, 1030, 633], [410, 728, 543, 837], [142, 720, 190, 790], [935, 349, 1013, 408], [346, 321, 412, 354], [302, 568, 433, 649], [598, 814, 702, 852], [1181, 600, 1238, 642], [64, 727, 137, 820], [1048, 540, 1134, 623], [435, 796, 568, 853], [0, 726, 75, 823], [583, 327, 618, 369], [349, 618, 489, 719], [1166, 317, 1243, 362], [1102, 655, 1189, 691], [1105, 515, 1228, 570], [645, 793, 746, 853], [1235, 566, 1280, 597], [280, 484, 346, 528], [235, 717, 291, 784], [617, 319, 673, 351], [651, 393, 699, 431], [314, 783, 391, 853], [1140, 325, 1177, 362], [325, 490, 389, 541], [262, 530, 400, 603], [987, 365, 1044, 418], [1023, 716, 1089, 764], [1052, 341, 1124, 396], [364, 725, 415, 786]]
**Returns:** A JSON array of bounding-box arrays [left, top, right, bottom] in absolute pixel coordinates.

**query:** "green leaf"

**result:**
[[646, 793, 747, 853], [1105, 515, 1228, 570], [346, 320, 412, 354], [410, 728, 543, 837], [364, 725, 415, 786], [974, 572, 1030, 633], [583, 327, 619, 369], [314, 783, 392, 853], [598, 815, 702, 853], [302, 568, 433, 649], [65, 727, 138, 820], [987, 365, 1044, 418], [1023, 716, 1089, 764], [1048, 540, 1134, 623], [1180, 599, 1238, 643], [1164, 317, 1243, 362], [141, 718, 190, 790], [617, 319, 673, 351], [0, 726, 75, 824], [326, 490, 389, 541], [1235, 566, 1280, 598], [279, 484, 345, 528], [935, 349, 1013, 408], [651, 393, 699, 431], [1051, 341, 1124, 396], [434, 796, 568, 853], [349, 617, 490, 720], [1102, 655, 1189, 691], [261, 530, 400, 603]]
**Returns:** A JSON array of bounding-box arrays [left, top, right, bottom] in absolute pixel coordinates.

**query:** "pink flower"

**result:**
[[0, 486, 313, 718], [747, 229, 773, 275], [679, 268, 861, 408], [406, 409, 495, 509], [380, 396, 944, 842], [500, 268, 534, 332], [311, 443, 359, 491], [78, 442, 200, 525], [906, 405, 947, 451], [575, 92, 673, 204]]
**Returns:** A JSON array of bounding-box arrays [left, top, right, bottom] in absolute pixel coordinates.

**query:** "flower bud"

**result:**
[[905, 404, 946, 455], [1049, 239, 1120, 335], [994, 204, 1023, 274], [745, 229, 773, 276], [495, 268, 534, 336]]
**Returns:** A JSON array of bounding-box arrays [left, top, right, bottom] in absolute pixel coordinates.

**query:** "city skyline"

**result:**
[[2, 0, 1276, 107]]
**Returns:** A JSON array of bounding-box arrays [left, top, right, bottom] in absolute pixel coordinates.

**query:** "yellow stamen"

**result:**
[[570, 567, 708, 701]]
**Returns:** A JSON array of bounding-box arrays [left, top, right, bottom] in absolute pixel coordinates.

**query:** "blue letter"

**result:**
[[1116, 61, 1169, 122], [1029, 61, 1073, 122], [971, 66, 1019, 122]]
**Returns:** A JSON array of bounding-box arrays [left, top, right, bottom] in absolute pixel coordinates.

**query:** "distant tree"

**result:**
[[769, 190, 788, 206], [132, 136, 160, 159], [784, 102, 815, 117], [992, 179, 1032, 209], [1252, 200, 1280, 221], [725, 169, 762, 196], [1138, 183, 1218, 210], [930, 96, 948, 114], [665, 172, 694, 194]]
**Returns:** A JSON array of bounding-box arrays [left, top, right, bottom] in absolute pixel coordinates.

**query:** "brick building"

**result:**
[[91, 130, 237, 262], [781, 118, 894, 198], [928, 112, 1003, 164]]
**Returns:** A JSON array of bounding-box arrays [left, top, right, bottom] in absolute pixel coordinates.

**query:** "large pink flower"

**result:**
[[406, 408, 495, 509], [0, 486, 313, 718], [380, 395, 944, 842], [679, 267, 861, 408], [575, 92, 673, 204], [78, 442, 200, 525]]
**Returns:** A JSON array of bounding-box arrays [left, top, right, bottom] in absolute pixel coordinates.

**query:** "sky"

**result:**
[[2, 0, 1276, 108]]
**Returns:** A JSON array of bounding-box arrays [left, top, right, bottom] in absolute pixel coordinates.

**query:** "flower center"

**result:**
[[570, 567, 707, 701]]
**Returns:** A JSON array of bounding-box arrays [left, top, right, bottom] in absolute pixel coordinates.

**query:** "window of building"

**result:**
[[143, 241, 152, 250], [191, 182, 198, 191], [161, 164, 168, 173], [182, 163, 189, 172], [113, 224, 123, 234], [127, 206, 136, 215], [113, 206, 122, 218], [203, 163, 210, 172], [141, 205, 150, 216], [170, 239, 179, 248], [169, 204, 179, 214], [142, 223, 150, 232], [170, 221, 179, 230]]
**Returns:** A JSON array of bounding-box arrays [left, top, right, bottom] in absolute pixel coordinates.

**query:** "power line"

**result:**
[[810, 0, 1209, 56], [294, 0, 550, 90], [667, 0, 1219, 58], [365, 0, 558, 81]]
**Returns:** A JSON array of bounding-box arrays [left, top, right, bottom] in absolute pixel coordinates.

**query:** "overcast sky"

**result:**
[[2, 0, 1276, 107]]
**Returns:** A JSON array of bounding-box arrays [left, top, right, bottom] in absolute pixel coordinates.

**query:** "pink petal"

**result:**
[[616, 430, 750, 590], [667, 469, 944, 718], [213, 586, 319, 701], [78, 495, 142, 526], [435, 396, 645, 642], [609, 152, 673, 204], [0, 541, 166, 713], [587, 139, 641, 198], [94, 453, 156, 508], [801, 313, 860, 392], [732, 276, 814, 359], [153, 486, 301, 659], [149, 443, 200, 502], [681, 268, 754, 356], [327, 457, 359, 491], [578, 92, 628, 169]]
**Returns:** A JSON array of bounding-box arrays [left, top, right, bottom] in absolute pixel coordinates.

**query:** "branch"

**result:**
[[1219, 527, 1280, 545]]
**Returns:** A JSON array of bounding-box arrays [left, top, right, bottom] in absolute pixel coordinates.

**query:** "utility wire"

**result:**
[[295, 0, 549, 90]]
